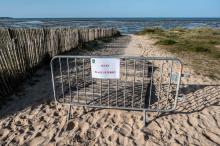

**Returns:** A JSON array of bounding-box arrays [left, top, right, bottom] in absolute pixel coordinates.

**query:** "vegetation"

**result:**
[[137, 27, 220, 80], [136, 28, 164, 35], [156, 39, 176, 45]]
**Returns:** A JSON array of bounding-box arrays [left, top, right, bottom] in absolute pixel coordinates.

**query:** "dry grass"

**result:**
[[137, 28, 220, 80]]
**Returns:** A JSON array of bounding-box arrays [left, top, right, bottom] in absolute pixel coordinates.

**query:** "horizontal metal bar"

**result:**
[[51, 55, 183, 64], [56, 102, 177, 112]]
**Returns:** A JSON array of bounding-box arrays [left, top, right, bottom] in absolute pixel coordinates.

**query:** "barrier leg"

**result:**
[[143, 110, 147, 127], [55, 101, 59, 111], [83, 106, 87, 114], [64, 105, 72, 131], [65, 105, 72, 130]]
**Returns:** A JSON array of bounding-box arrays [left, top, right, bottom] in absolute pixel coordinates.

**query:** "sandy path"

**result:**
[[124, 35, 220, 146], [0, 35, 220, 146]]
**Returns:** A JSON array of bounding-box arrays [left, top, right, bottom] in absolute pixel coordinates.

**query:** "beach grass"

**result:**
[[137, 28, 220, 80]]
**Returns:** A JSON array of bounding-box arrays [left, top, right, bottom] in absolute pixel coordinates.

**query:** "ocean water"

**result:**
[[0, 18, 220, 34]]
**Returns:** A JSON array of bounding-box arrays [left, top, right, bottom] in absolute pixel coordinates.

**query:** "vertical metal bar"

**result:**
[[92, 78, 94, 101], [116, 79, 118, 106], [148, 62, 154, 108], [50, 59, 58, 107], [59, 58, 65, 101], [108, 79, 110, 106], [90, 59, 95, 102], [91, 59, 94, 102], [67, 58, 72, 102], [173, 61, 183, 109], [75, 58, 79, 103], [132, 59, 136, 108], [140, 59, 145, 108], [143, 110, 147, 127], [166, 60, 173, 109], [157, 61, 164, 109], [124, 60, 127, 107], [100, 79, 102, 104], [83, 59, 86, 104]]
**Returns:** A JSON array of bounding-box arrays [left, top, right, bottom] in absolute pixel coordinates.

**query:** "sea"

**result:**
[[0, 18, 220, 34]]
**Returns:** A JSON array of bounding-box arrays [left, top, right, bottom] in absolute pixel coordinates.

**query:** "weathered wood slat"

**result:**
[[0, 28, 119, 98]]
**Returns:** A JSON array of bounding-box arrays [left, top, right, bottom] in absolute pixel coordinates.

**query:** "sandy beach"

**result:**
[[0, 34, 219, 146]]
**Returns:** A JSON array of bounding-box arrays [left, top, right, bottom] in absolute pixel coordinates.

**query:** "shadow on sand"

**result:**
[[147, 84, 220, 125], [0, 35, 130, 118]]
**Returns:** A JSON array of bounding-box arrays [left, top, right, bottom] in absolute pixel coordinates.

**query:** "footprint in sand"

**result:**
[[118, 124, 132, 137], [66, 120, 75, 131], [85, 129, 96, 141]]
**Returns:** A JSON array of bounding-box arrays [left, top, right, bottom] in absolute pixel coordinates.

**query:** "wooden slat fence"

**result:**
[[0, 28, 119, 98]]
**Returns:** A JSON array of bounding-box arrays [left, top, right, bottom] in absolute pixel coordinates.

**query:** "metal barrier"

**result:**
[[51, 55, 183, 125]]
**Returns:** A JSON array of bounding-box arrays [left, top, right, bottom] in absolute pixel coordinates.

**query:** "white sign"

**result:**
[[91, 58, 120, 79]]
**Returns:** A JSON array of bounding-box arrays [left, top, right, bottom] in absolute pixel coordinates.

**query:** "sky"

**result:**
[[0, 0, 220, 18]]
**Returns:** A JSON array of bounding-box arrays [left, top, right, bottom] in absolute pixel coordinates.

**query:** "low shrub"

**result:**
[[157, 39, 176, 45], [136, 28, 163, 35], [208, 40, 218, 44], [189, 46, 209, 52]]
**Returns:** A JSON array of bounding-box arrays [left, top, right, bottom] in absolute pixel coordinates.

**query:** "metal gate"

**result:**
[[50, 56, 183, 125]]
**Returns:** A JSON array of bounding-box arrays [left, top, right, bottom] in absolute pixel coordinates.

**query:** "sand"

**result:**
[[0, 35, 220, 146]]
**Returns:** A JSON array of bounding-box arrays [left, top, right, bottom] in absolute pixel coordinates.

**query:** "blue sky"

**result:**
[[0, 0, 220, 18]]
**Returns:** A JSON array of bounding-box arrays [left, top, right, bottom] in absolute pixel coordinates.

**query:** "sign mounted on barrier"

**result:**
[[91, 58, 120, 79]]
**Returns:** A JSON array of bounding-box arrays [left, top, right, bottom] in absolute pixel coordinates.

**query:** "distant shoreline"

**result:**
[[0, 17, 13, 19], [1, 18, 220, 34], [1, 17, 220, 19]]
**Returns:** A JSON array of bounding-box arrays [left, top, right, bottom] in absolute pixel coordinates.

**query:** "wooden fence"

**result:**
[[0, 28, 119, 98]]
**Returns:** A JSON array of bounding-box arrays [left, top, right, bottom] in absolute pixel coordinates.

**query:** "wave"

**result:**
[[18, 21, 44, 24]]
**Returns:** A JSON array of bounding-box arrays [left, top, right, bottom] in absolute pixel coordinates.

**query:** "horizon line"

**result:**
[[1, 16, 220, 19]]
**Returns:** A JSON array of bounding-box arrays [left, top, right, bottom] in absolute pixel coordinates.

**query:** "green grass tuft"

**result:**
[[136, 28, 164, 35], [189, 46, 210, 52], [157, 39, 176, 45]]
